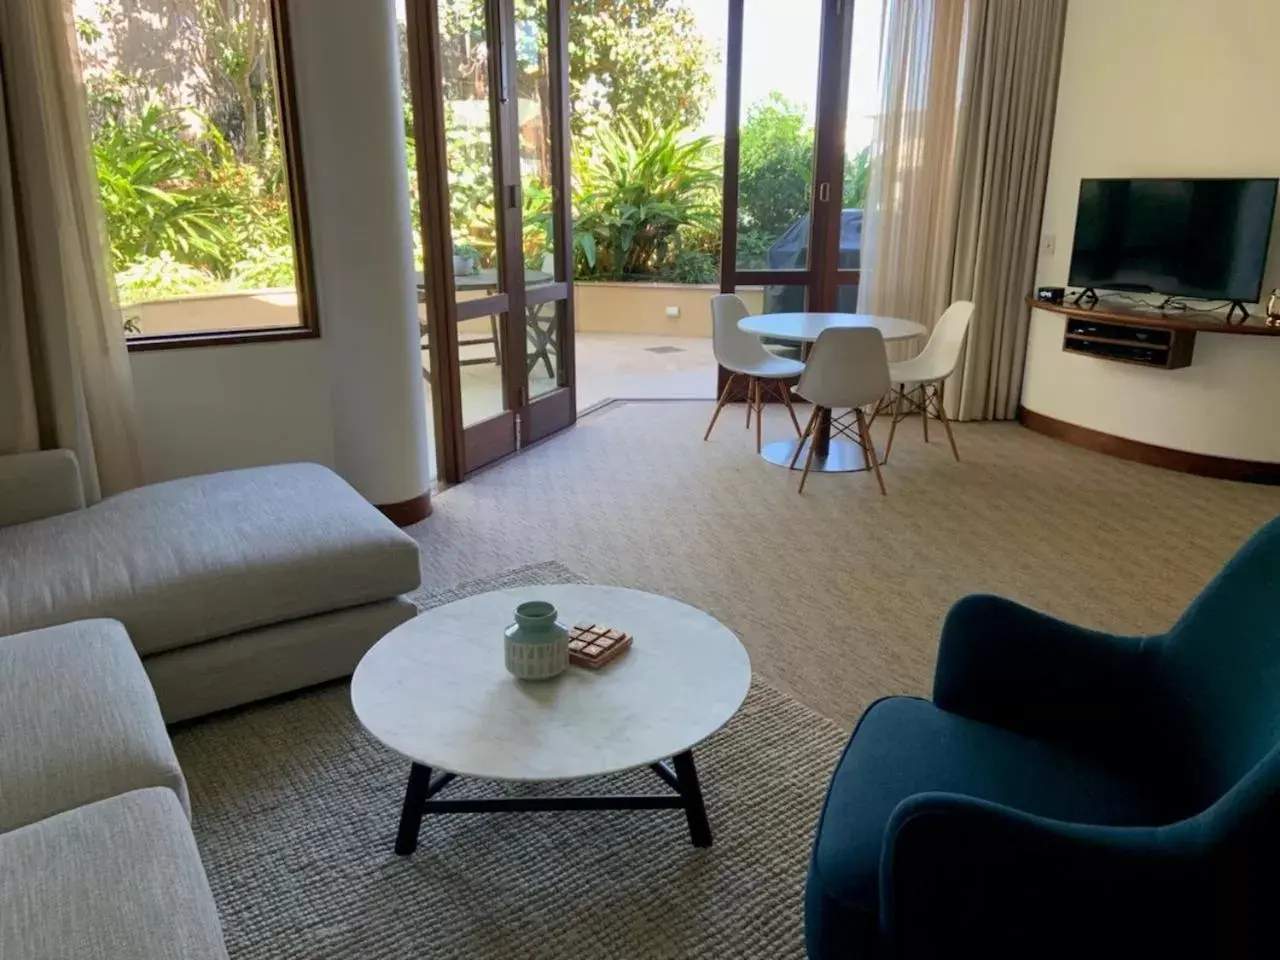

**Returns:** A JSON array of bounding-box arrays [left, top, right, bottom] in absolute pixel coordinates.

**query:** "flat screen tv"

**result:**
[[1068, 177, 1278, 303]]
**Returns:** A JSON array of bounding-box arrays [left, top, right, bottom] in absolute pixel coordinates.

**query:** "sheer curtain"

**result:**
[[858, 0, 1068, 419], [0, 0, 142, 499], [858, 0, 968, 364]]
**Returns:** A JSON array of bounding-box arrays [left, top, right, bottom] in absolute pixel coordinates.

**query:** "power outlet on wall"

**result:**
[[665, 306, 681, 318], [1041, 234, 1057, 257]]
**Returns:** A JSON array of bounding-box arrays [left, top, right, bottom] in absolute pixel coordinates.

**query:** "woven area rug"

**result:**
[[172, 562, 849, 959]]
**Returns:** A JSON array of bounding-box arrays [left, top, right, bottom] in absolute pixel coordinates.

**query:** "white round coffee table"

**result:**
[[352, 584, 751, 853]]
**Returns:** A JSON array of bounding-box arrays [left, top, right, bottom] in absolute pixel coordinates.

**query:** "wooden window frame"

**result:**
[[124, 0, 320, 352]]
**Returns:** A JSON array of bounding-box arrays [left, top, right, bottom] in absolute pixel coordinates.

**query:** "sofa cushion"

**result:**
[[0, 788, 229, 960], [0, 619, 187, 834], [0, 463, 421, 656], [809, 697, 1168, 922], [145, 597, 417, 722], [0, 450, 84, 527]]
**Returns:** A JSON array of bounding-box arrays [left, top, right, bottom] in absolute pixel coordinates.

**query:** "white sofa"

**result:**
[[0, 620, 228, 958], [0, 452, 422, 720]]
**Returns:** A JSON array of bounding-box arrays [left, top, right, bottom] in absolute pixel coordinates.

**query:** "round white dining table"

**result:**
[[737, 311, 926, 345], [737, 312, 927, 473]]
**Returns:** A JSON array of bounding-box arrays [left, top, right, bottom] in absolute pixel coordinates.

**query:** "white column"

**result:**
[[287, 0, 431, 514]]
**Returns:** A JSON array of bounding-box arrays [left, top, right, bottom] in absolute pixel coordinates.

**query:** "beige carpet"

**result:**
[[174, 563, 847, 960], [411, 400, 1280, 728]]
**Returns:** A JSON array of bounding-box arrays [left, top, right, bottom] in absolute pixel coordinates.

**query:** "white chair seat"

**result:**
[[704, 294, 807, 452], [887, 356, 943, 385], [792, 327, 892, 495], [723, 355, 805, 379], [883, 301, 975, 465]]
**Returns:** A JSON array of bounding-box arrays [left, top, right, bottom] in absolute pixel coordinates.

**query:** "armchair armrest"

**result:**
[[933, 594, 1162, 752], [882, 793, 1208, 958], [0, 450, 85, 527]]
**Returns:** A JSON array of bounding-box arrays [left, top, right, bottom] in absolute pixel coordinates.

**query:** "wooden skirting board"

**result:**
[[377, 492, 432, 526], [1018, 408, 1280, 485]]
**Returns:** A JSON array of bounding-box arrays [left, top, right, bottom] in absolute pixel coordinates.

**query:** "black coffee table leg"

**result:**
[[395, 762, 433, 855], [393, 756, 710, 853], [672, 750, 712, 848]]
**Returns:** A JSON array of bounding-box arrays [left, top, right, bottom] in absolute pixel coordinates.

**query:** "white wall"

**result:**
[[126, 0, 433, 501], [1025, 0, 1280, 462], [131, 340, 336, 482]]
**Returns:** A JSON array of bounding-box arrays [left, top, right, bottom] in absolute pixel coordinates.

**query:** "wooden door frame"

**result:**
[[405, 0, 466, 482], [719, 0, 811, 298], [521, 0, 578, 445], [407, 0, 521, 482], [408, 0, 575, 480], [810, 0, 856, 312], [484, 0, 529, 465], [716, 0, 858, 395]]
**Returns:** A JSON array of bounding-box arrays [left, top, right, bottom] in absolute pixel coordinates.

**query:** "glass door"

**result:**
[[503, 0, 576, 446], [405, 0, 575, 482], [717, 0, 857, 396]]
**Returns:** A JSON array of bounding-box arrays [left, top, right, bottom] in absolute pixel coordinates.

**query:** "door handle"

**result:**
[[819, 182, 830, 203], [499, 42, 510, 104]]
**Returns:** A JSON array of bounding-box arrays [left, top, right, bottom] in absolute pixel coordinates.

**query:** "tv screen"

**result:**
[[1068, 177, 1278, 303]]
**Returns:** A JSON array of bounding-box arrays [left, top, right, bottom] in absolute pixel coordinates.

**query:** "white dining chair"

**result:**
[[703, 294, 804, 453], [791, 327, 891, 495], [882, 300, 975, 463]]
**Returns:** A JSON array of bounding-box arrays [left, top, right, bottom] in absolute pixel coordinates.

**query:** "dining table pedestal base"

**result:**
[[760, 437, 870, 473]]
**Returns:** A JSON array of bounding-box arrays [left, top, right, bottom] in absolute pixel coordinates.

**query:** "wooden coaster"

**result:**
[[568, 623, 633, 668]]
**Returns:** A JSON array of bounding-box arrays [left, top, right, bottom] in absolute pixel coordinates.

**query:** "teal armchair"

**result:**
[[805, 515, 1280, 958]]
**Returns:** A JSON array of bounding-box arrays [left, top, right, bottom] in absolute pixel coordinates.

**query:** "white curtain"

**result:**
[[858, 0, 968, 364], [0, 0, 142, 498], [859, 0, 1068, 420]]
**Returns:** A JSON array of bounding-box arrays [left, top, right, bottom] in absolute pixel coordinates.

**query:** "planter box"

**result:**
[[127, 282, 764, 341], [125, 289, 301, 337], [573, 282, 762, 338]]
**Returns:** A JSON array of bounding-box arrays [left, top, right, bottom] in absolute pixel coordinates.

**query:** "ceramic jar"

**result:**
[[503, 601, 569, 680]]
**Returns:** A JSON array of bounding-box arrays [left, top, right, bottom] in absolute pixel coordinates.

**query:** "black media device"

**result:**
[[1037, 286, 1065, 304], [1067, 177, 1279, 321]]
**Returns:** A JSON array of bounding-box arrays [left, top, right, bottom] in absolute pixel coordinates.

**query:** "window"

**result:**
[[74, 0, 315, 346]]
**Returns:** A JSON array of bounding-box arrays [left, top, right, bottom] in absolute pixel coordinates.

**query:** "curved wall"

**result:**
[[288, 0, 431, 508], [1024, 0, 1280, 464]]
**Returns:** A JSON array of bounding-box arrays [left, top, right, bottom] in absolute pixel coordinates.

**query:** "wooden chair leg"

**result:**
[[777, 381, 803, 436], [755, 378, 764, 453], [856, 409, 872, 472], [791, 406, 819, 469], [865, 393, 891, 430], [704, 373, 738, 441], [745, 377, 754, 429], [490, 315, 502, 368], [920, 385, 930, 443], [797, 423, 820, 494], [855, 408, 887, 496], [884, 386, 905, 463], [935, 381, 960, 462]]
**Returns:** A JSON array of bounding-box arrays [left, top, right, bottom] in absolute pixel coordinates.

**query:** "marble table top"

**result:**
[[738, 311, 926, 343], [351, 585, 752, 782]]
